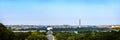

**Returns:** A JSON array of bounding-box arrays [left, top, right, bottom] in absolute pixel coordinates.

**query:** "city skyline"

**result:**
[[0, 0, 120, 25]]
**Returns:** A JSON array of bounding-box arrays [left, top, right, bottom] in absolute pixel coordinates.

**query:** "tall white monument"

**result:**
[[79, 19, 81, 28]]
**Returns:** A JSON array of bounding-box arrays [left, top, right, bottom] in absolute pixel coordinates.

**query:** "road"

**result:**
[[47, 30, 54, 40]]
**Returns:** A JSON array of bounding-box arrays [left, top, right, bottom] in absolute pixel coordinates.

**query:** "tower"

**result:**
[[79, 19, 81, 28]]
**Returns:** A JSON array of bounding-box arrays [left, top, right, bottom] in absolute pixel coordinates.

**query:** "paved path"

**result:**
[[47, 30, 54, 40]]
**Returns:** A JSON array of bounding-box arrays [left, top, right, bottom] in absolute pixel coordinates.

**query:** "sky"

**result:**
[[0, 0, 120, 25]]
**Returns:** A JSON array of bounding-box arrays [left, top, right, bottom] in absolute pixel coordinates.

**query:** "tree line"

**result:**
[[0, 23, 48, 40], [53, 30, 120, 40]]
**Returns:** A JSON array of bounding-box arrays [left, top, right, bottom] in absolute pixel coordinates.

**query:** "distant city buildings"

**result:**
[[4, 19, 120, 33], [5, 25, 120, 29], [5, 25, 39, 30]]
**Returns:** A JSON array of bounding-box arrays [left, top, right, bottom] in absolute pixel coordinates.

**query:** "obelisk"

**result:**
[[79, 19, 81, 28]]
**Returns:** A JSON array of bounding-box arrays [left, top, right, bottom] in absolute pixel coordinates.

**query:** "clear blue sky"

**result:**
[[0, 0, 120, 25]]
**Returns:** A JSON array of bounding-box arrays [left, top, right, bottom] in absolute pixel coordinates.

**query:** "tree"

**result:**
[[25, 32, 48, 40], [67, 36, 75, 40], [0, 23, 15, 40], [14, 32, 31, 40], [55, 33, 67, 40]]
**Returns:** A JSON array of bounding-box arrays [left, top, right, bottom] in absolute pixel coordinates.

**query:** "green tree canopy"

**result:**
[[0, 23, 15, 40], [25, 32, 48, 40]]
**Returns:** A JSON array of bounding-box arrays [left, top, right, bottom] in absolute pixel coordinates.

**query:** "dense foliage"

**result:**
[[25, 32, 48, 40], [54, 31, 120, 40], [0, 23, 48, 40], [0, 23, 15, 40]]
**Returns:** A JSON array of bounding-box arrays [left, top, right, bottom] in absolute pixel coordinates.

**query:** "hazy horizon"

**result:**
[[0, 0, 120, 25]]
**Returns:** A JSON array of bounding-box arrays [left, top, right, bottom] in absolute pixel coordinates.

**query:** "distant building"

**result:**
[[51, 25, 78, 28], [111, 25, 120, 28], [47, 27, 53, 30]]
